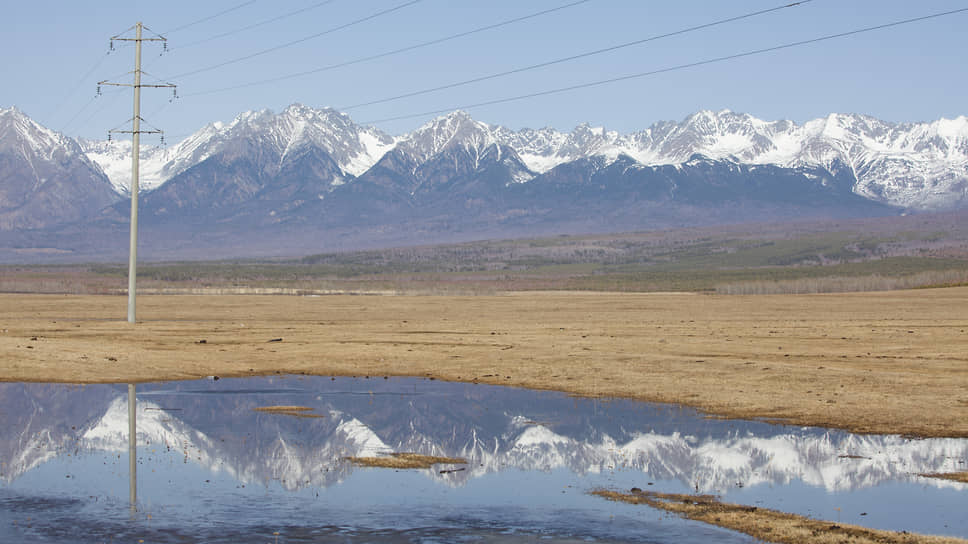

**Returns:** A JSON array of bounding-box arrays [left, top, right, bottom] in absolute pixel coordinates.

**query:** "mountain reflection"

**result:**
[[1, 377, 966, 493]]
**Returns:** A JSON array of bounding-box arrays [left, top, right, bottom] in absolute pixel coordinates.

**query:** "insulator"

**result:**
[[107, 134, 112, 142], [163, 42, 168, 52], [96, 85, 101, 96], [160, 135, 166, 146], [109, 40, 114, 52]]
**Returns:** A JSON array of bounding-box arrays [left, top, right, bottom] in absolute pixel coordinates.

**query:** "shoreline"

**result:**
[[1, 288, 967, 438], [593, 490, 968, 544]]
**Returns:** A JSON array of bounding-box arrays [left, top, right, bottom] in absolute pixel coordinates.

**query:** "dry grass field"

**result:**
[[1, 288, 966, 438]]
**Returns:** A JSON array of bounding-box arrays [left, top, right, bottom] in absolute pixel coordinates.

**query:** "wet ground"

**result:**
[[1, 376, 966, 543]]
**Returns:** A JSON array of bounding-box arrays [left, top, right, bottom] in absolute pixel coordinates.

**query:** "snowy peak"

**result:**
[[69, 106, 968, 211], [400, 110, 501, 163], [7, 106, 968, 227], [274, 103, 397, 176], [489, 110, 967, 210], [0, 107, 86, 160], [83, 104, 397, 192], [0, 108, 118, 230], [651, 109, 794, 163], [498, 122, 628, 174]]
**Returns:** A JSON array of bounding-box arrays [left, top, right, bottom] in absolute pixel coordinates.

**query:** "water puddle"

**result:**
[[1, 376, 965, 543]]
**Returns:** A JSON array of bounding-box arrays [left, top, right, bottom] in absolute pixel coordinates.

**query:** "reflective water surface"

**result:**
[[1, 376, 966, 543]]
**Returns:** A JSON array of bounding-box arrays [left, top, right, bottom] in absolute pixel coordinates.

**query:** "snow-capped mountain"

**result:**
[[75, 106, 968, 212], [347, 111, 534, 206], [2, 105, 967, 259], [399, 110, 519, 167], [81, 104, 396, 195], [0, 107, 118, 230], [79, 138, 171, 194], [492, 110, 968, 210], [108, 104, 398, 223]]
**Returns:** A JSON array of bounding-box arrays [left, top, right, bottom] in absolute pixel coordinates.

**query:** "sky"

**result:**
[[3, 0, 967, 143]]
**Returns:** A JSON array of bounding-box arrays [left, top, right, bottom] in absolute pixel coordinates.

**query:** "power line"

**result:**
[[55, 6, 253, 136], [49, 51, 113, 127], [98, 22, 176, 325], [174, 0, 339, 50], [183, 0, 592, 97], [59, 95, 101, 134], [341, 0, 812, 111], [162, 0, 258, 35], [66, 88, 126, 136], [361, 6, 968, 126], [168, 0, 423, 80]]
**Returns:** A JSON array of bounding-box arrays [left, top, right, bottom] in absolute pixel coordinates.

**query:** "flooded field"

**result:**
[[1, 376, 966, 543]]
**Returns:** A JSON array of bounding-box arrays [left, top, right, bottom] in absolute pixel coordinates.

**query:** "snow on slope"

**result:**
[[494, 110, 968, 210], [75, 106, 968, 211], [0, 106, 83, 161], [400, 110, 502, 163], [79, 139, 170, 193], [82, 104, 397, 193], [0, 107, 119, 229]]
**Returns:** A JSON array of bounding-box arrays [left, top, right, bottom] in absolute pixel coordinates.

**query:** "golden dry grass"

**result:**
[[1, 288, 967, 437], [252, 405, 323, 418], [344, 453, 467, 469], [592, 490, 968, 544]]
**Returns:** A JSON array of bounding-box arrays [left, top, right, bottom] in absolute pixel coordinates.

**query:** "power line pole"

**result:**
[[98, 22, 176, 324], [97, 22, 176, 512]]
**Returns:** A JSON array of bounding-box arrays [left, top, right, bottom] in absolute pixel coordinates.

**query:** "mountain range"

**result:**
[[1, 104, 966, 260]]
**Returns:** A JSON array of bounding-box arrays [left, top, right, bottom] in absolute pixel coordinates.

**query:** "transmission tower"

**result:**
[[98, 23, 176, 512], [98, 22, 176, 325]]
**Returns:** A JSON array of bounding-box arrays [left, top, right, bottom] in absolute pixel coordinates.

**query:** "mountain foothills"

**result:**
[[1, 104, 966, 260]]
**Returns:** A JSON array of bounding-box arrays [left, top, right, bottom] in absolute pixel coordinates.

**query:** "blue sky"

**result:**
[[4, 0, 966, 141]]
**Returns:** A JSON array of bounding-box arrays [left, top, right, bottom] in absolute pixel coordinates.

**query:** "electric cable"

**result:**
[[174, 0, 340, 50], [341, 0, 812, 111], [162, 0, 258, 35], [167, 0, 423, 80], [183, 0, 592, 97], [49, 51, 113, 125], [58, 3, 252, 137], [68, 88, 126, 137], [59, 95, 100, 134], [360, 6, 968, 125]]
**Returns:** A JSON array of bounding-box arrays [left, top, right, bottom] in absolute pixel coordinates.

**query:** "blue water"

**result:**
[[1, 376, 965, 542]]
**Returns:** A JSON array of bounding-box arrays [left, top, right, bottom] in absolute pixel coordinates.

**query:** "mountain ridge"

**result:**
[[0, 107, 119, 230], [76, 105, 968, 212], [1, 105, 966, 260]]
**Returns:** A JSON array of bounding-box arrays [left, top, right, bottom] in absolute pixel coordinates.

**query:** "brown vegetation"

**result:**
[[344, 453, 467, 469], [3, 212, 968, 296], [715, 270, 968, 295], [592, 489, 967, 544], [1, 289, 967, 438]]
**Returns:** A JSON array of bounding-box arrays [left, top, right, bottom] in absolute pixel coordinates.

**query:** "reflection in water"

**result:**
[[1, 377, 966, 543], [127, 383, 136, 509]]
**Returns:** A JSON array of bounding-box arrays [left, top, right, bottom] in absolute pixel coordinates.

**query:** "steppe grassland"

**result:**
[[1, 287, 966, 438]]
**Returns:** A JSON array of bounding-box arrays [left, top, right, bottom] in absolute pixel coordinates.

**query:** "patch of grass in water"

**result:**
[[920, 472, 968, 484], [344, 453, 467, 469], [592, 489, 967, 544], [252, 405, 323, 418]]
